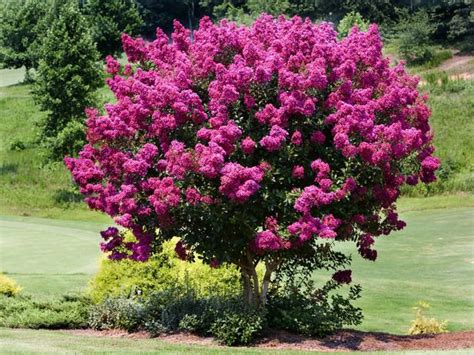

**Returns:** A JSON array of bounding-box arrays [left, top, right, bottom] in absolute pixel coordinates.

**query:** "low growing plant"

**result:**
[[210, 310, 265, 346], [408, 301, 448, 335], [88, 287, 265, 345], [0, 274, 21, 297], [88, 236, 242, 303], [0, 294, 90, 329]]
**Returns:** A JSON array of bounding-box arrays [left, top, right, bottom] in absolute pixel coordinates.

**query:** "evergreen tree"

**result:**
[[0, 0, 51, 81], [84, 0, 143, 58], [33, 0, 102, 160]]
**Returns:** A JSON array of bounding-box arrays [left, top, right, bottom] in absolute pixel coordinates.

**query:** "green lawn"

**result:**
[[346, 207, 474, 334], [0, 216, 108, 297], [0, 328, 471, 354]]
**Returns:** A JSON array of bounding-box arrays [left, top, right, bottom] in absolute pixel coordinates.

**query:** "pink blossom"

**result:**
[[241, 136, 256, 154], [292, 165, 305, 179]]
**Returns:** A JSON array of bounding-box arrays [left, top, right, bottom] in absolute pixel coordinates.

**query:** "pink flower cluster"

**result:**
[[66, 15, 439, 264]]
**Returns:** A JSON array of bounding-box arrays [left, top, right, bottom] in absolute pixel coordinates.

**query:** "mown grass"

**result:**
[[0, 83, 113, 220], [402, 79, 474, 196]]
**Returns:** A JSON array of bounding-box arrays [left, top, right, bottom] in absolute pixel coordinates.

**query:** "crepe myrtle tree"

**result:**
[[66, 15, 440, 307]]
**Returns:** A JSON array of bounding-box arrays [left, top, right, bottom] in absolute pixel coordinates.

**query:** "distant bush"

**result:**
[[9, 139, 28, 152], [337, 11, 369, 39], [396, 11, 435, 65], [0, 295, 90, 329], [88, 236, 242, 303], [408, 301, 448, 335], [419, 50, 453, 70], [0, 274, 21, 297]]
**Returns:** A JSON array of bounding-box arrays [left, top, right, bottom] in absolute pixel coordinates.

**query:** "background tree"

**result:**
[[137, 0, 191, 37], [33, 0, 102, 160], [337, 11, 370, 38], [84, 0, 143, 58], [211, 0, 290, 24], [0, 0, 51, 81], [396, 10, 435, 65], [429, 0, 474, 42]]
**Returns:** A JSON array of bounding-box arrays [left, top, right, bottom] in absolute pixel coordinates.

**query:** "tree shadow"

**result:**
[[0, 163, 18, 175], [320, 329, 437, 351], [53, 188, 83, 205]]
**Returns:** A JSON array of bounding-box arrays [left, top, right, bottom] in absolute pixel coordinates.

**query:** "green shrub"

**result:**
[[0, 295, 89, 329], [0, 274, 21, 297], [88, 237, 242, 303], [210, 310, 264, 346], [408, 301, 448, 335], [88, 297, 143, 332], [267, 280, 363, 337], [337, 11, 369, 38], [425, 50, 452, 68], [88, 287, 264, 345], [396, 11, 435, 65]]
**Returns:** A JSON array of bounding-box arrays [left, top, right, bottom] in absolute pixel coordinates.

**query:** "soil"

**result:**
[[66, 329, 474, 352], [439, 54, 474, 80]]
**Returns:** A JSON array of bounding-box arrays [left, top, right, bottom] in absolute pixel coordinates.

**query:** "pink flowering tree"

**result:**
[[66, 15, 439, 307]]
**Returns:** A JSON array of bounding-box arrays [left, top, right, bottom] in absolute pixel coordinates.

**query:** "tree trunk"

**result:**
[[239, 253, 279, 309]]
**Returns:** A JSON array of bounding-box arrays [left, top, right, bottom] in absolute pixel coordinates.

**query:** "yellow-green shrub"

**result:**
[[408, 301, 448, 335], [88, 237, 242, 303], [0, 274, 21, 297]]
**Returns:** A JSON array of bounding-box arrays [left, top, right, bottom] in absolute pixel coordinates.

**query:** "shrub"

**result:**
[[337, 11, 369, 38], [267, 262, 363, 337], [396, 11, 435, 65], [0, 274, 21, 297], [9, 139, 28, 151], [66, 15, 439, 310], [0, 295, 89, 329], [88, 237, 242, 303], [88, 297, 143, 331], [408, 301, 448, 335], [89, 288, 264, 345], [210, 310, 264, 346]]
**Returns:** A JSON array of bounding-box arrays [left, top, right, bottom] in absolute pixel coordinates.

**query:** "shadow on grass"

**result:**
[[0, 163, 18, 175], [53, 188, 83, 205]]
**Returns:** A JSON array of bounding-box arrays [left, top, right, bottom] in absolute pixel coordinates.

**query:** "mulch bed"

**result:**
[[67, 329, 474, 352]]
